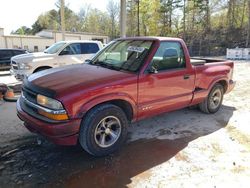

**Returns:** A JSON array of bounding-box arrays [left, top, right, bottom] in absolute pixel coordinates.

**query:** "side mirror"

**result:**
[[60, 50, 70, 55], [148, 66, 158, 74], [85, 59, 92, 63]]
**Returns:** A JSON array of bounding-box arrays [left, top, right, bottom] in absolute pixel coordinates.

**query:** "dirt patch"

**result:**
[[175, 151, 190, 162], [226, 125, 250, 151]]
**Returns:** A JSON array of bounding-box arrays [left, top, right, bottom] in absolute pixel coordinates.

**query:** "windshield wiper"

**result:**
[[94, 61, 121, 71]]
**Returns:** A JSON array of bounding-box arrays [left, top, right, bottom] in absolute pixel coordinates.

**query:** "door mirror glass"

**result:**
[[85, 59, 92, 63]]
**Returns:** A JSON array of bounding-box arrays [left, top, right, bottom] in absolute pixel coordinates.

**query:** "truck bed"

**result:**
[[190, 57, 226, 66]]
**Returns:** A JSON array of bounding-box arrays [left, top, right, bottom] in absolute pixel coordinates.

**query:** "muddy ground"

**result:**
[[0, 61, 250, 188]]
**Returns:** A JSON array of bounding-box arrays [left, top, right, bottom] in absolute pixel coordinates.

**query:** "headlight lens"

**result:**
[[19, 63, 31, 70], [37, 94, 64, 110]]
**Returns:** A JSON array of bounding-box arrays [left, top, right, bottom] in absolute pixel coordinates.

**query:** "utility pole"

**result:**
[[136, 0, 140, 36], [60, 0, 65, 41], [183, 0, 186, 40], [120, 0, 126, 37]]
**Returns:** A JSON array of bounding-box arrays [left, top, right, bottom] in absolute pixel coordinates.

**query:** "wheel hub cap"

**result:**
[[105, 128, 111, 135], [94, 116, 121, 148], [210, 88, 222, 109]]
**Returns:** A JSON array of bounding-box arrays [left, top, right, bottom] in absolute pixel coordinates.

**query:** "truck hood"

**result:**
[[12, 52, 55, 62], [27, 64, 135, 96]]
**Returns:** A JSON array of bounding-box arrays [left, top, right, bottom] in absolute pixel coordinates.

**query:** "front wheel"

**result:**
[[79, 104, 128, 156], [199, 83, 224, 114]]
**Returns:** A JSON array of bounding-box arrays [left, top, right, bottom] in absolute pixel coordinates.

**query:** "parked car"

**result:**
[[17, 37, 235, 156], [10, 40, 103, 80], [0, 49, 28, 71]]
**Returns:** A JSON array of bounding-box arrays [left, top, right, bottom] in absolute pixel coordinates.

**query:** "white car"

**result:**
[[10, 40, 103, 80]]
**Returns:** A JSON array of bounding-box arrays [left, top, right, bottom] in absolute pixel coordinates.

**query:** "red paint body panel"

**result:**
[[17, 37, 235, 145], [137, 68, 195, 120]]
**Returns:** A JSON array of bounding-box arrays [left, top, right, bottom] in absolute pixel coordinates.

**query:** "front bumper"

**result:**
[[16, 98, 81, 145]]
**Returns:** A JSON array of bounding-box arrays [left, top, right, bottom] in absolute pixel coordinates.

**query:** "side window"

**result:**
[[13, 50, 24, 56], [0, 50, 13, 60], [61, 43, 81, 55], [151, 42, 186, 71], [81, 43, 99, 54]]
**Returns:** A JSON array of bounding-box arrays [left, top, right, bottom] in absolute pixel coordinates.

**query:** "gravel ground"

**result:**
[[0, 61, 249, 188]]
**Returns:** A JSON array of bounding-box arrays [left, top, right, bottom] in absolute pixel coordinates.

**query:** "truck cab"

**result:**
[[10, 40, 103, 80]]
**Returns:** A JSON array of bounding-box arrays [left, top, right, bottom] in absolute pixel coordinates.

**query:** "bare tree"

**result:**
[[107, 0, 119, 39]]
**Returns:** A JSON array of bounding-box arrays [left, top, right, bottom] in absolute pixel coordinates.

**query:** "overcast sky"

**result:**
[[0, 0, 119, 34]]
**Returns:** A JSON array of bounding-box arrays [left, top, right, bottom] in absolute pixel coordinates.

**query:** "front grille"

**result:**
[[21, 96, 38, 114], [11, 60, 18, 70], [12, 65, 18, 70], [22, 87, 37, 104]]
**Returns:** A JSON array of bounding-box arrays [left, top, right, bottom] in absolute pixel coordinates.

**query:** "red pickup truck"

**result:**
[[17, 37, 235, 156]]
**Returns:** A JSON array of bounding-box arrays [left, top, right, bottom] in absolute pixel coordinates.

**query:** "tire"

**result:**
[[188, 104, 198, 110], [79, 104, 128, 156], [199, 83, 224, 114]]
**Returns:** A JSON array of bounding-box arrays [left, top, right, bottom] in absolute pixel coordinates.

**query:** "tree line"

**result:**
[[13, 0, 250, 56]]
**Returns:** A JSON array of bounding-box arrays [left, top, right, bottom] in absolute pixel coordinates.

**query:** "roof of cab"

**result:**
[[59, 40, 103, 44], [116, 36, 183, 42], [0, 48, 26, 51]]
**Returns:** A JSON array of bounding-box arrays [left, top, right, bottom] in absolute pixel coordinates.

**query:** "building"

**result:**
[[0, 28, 109, 52], [226, 48, 250, 60]]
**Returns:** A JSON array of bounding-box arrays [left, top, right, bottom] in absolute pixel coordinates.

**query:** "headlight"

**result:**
[[37, 94, 64, 110], [19, 63, 32, 70], [37, 94, 68, 120]]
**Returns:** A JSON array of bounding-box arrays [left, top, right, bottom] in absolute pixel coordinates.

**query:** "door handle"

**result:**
[[183, 74, 190, 80]]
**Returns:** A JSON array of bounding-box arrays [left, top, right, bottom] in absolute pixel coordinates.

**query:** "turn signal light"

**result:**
[[38, 110, 69, 121]]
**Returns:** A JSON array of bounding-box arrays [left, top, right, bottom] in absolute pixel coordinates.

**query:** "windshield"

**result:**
[[44, 42, 66, 54], [90, 40, 154, 72]]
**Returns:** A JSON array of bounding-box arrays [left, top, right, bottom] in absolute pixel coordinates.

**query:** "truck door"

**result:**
[[58, 43, 83, 66], [138, 41, 195, 119]]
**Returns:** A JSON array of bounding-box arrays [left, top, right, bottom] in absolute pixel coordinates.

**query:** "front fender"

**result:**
[[76, 92, 137, 120]]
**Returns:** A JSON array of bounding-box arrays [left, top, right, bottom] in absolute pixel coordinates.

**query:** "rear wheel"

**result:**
[[79, 104, 128, 156], [199, 83, 224, 114]]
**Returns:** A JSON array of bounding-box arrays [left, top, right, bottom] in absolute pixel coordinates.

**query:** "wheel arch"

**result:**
[[208, 78, 228, 94], [217, 80, 228, 93], [33, 66, 52, 73], [78, 95, 137, 122]]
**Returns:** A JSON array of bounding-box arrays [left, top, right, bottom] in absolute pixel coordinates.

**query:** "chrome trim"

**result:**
[[21, 93, 66, 115]]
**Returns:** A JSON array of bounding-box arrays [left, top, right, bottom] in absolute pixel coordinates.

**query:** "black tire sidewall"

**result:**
[[80, 104, 128, 156], [207, 84, 224, 113]]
